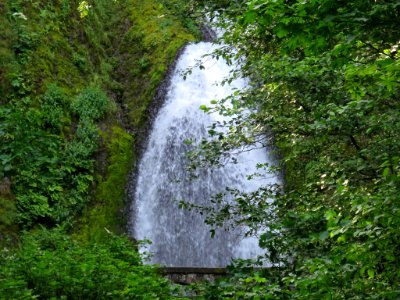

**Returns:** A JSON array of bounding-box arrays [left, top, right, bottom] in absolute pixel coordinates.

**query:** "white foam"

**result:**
[[131, 42, 279, 267]]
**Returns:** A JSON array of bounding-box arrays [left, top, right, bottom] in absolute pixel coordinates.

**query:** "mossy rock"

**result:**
[[75, 126, 134, 242]]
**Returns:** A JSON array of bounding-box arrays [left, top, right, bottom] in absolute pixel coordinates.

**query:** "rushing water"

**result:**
[[131, 42, 278, 267]]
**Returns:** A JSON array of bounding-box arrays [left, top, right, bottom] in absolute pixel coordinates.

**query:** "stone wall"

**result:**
[[161, 267, 227, 285]]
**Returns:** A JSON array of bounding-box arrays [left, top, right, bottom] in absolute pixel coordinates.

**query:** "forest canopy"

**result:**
[[183, 0, 400, 298]]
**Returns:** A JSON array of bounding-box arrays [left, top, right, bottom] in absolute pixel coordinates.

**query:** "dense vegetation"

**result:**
[[0, 0, 195, 298], [1, 0, 399, 298], [1, 229, 177, 299], [0, 0, 195, 236], [184, 0, 400, 299]]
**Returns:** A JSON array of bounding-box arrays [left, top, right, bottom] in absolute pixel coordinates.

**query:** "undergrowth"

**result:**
[[0, 0, 195, 241], [0, 0, 196, 297]]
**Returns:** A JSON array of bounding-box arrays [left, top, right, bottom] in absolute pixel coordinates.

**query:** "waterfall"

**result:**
[[131, 42, 278, 267]]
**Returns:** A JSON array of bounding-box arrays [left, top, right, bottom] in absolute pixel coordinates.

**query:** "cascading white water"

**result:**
[[132, 42, 278, 267]]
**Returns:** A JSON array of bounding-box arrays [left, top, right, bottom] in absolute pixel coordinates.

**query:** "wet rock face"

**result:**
[[200, 24, 217, 42]]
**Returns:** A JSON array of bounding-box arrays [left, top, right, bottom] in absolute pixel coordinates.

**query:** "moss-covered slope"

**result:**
[[0, 0, 196, 243]]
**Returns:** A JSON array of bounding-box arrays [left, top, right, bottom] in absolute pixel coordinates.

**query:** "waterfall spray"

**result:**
[[131, 42, 278, 267]]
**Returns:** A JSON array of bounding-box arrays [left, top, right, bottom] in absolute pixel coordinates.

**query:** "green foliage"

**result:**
[[0, 83, 114, 227], [71, 87, 112, 121], [191, 265, 287, 299], [0, 0, 198, 297], [40, 84, 69, 132], [186, 0, 400, 298], [0, 0, 194, 232], [0, 198, 17, 228], [0, 228, 179, 299]]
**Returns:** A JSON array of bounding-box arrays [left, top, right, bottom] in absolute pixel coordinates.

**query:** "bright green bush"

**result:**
[[75, 119, 100, 152], [40, 84, 68, 133], [71, 87, 111, 121], [0, 84, 104, 227], [0, 229, 178, 299]]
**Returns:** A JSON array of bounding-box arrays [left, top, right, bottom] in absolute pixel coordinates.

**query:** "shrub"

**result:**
[[0, 229, 177, 299], [71, 87, 111, 121], [40, 84, 68, 132]]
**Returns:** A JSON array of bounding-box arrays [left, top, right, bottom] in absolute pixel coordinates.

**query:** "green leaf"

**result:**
[[199, 104, 210, 112], [210, 229, 215, 238], [383, 167, 390, 177], [276, 28, 289, 38], [243, 11, 257, 24]]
